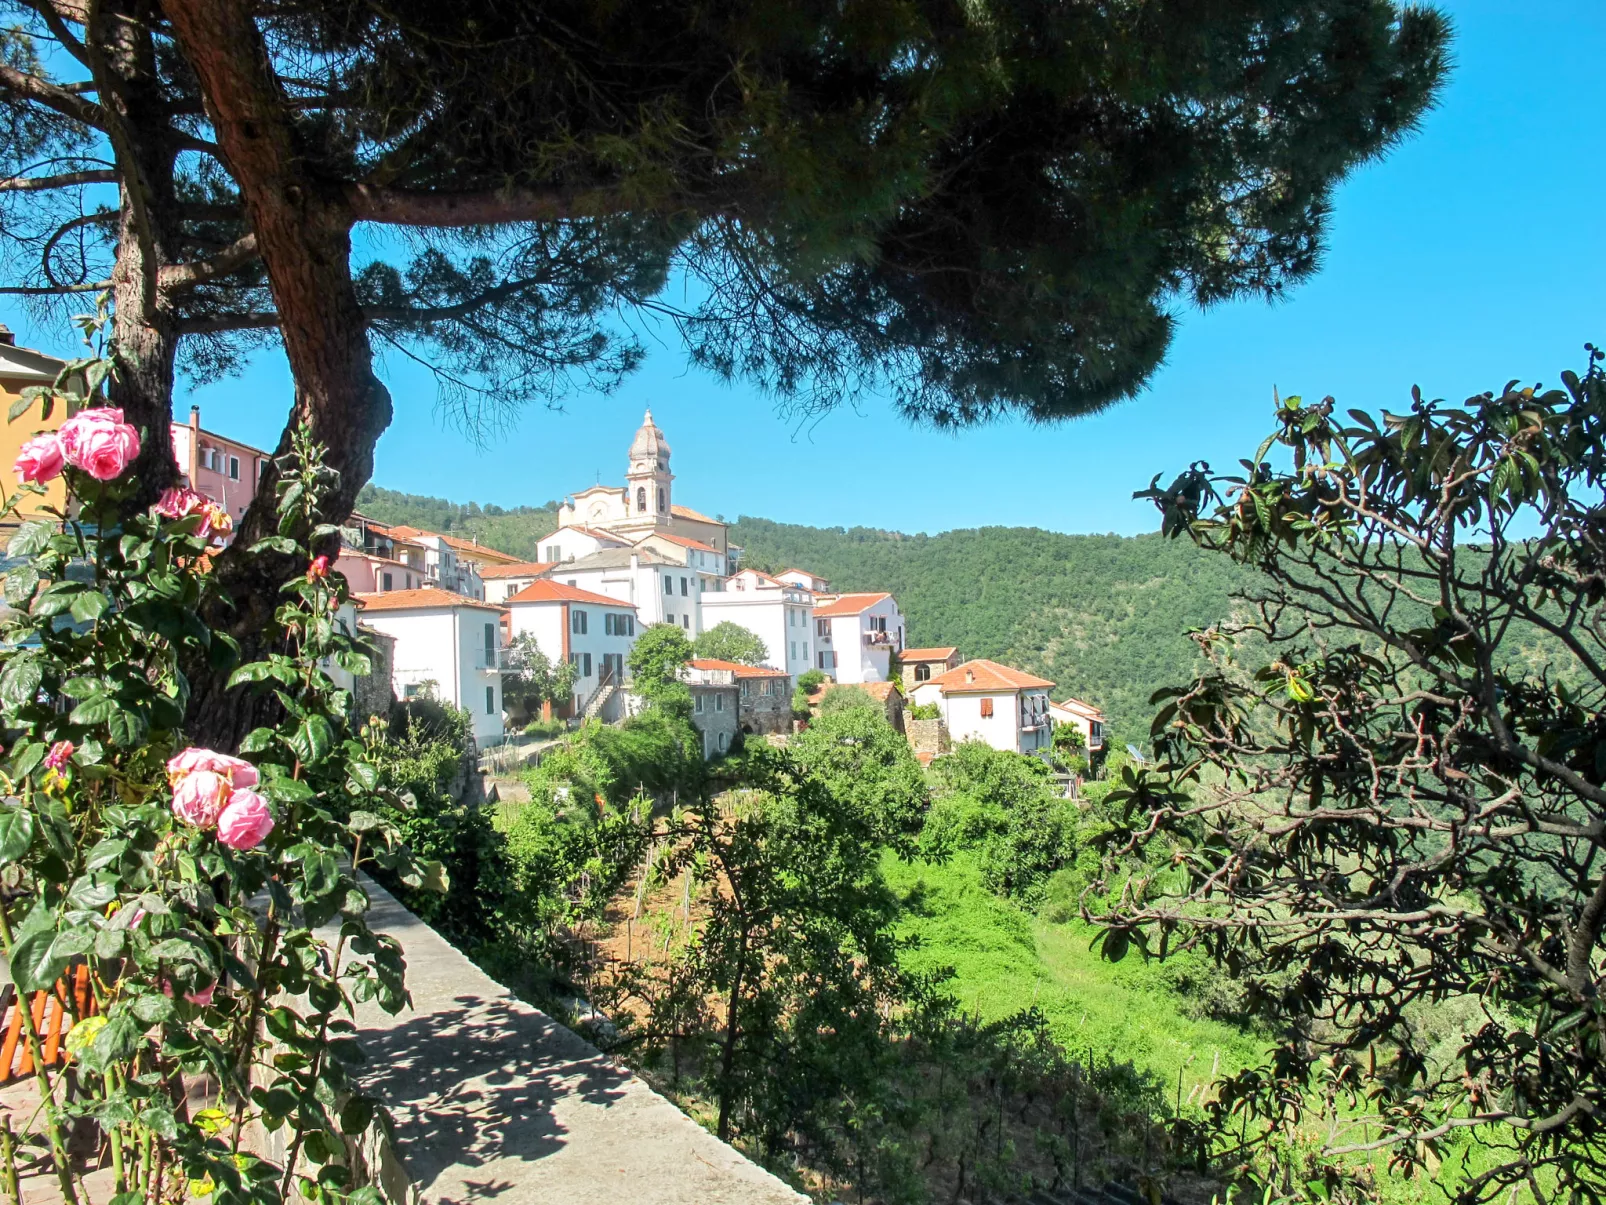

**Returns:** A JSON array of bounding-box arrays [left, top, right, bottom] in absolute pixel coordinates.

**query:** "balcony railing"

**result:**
[[863, 631, 894, 646], [473, 647, 514, 670]]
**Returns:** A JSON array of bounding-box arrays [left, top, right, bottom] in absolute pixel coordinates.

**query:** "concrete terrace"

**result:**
[[349, 879, 806, 1205]]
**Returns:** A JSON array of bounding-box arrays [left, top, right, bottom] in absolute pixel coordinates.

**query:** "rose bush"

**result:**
[[0, 353, 442, 1205]]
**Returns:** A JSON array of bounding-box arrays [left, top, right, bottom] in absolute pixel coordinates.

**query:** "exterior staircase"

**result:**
[[580, 666, 619, 721]]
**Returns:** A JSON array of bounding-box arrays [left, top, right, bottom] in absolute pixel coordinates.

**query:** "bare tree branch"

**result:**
[[0, 61, 104, 127], [157, 232, 259, 292], [0, 168, 116, 191]]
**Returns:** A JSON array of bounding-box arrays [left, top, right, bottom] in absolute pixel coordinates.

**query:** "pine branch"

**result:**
[[157, 232, 259, 293], [344, 182, 653, 228], [0, 61, 104, 127], [177, 276, 548, 333], [0, 168, 116, 191], [0, 280, 111, 294]]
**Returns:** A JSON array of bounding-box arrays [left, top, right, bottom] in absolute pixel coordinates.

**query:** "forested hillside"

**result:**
[[731, 518, 1259, 746], [356, 485, 561, 561]]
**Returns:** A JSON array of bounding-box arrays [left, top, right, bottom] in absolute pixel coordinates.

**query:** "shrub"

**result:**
[[818, 684, 876, 714], [795, 667, 827, 694], [523, 717, 566, 739]]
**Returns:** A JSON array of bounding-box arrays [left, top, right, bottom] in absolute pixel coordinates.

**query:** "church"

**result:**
[[557, 409, 735, 573]]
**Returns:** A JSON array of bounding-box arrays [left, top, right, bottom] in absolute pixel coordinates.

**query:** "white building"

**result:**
[[699, 570, 815, 679], [812, 592, 904, 683], [480, 561, 558, 604], [633, 531, 727, 592], [776, 568, 830, 593], [506, 579, 640, 722], [538, 524, 630, 564], [384, 526, 487, 599], [547, 547, 701, 634], [354, 589, 508, 744], [1049, 697, 1107, 753], [909, 659, 1055, 755]]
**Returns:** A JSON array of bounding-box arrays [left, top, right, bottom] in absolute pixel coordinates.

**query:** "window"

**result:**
[[484, 622, 495, 661], [681, 615, 690, 630], [816, 619, 828, 638], [790, 641, 797, 661], [717, 731, 729, 752], [740, 680, 750, 696], [228, 455, 240, 480], [571, 609, 587, 635], [403, 683, 420, 699], [605, 613, 614, 636], [695, 693, 704, 713], [637, 487, 647, 513], [915, 663, 931, 682], [663, 576, 673, 595], [666, 612, 674, 624], [567, 580, 577, 588], [543, 544, 560, 561], [569, 651, 592, 676], [657, 487, 666, 513], [979, 697, 995, 718], [802, 642, 808, 661], [715, 693, 724, 712], [680, 577, 688, 596], [257, 457, 269, 482], [485, 686, 495, 714], [382, 572, 393, 591]]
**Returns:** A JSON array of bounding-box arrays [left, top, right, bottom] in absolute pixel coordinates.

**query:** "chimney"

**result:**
[[0, 324, 14, 347]]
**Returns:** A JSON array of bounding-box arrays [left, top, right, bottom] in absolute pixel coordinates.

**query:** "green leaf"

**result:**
[[346, 810, 385, 833], [11, 924, 66, 993], [240, 727, 277, 753], [132, 993, 175, 1025], [69, 590, 110, 623], [105, 708, 148, 749], [68, 694, 121, 727], [248, 536, 299, 556], [227, 662, 280, 689], [0, 808, 34, 864], [6, 521, 53, 558], [302, 853, 340, 899], [3, 566, 40, 606], [289, 714, 335, 765], [0, 656, 43, 710]]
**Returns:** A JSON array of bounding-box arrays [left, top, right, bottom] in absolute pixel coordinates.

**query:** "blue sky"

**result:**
[[5, 1, 1602, 537]]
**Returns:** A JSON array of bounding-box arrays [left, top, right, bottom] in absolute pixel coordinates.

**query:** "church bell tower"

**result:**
[[625, 408, 673, 528]]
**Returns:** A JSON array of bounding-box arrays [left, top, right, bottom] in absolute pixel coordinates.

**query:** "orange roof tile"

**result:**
[[643, 531, 718, 553], [689, 658, 789, 678], [478, 561, 557, 579], [901, 646, 958, 662], [1051, 697, 1106, 720], [354, 588, 506, 614], [437, 533, 522, 565], [926, 658, 1055, 693], [558, 523, 627, 544], [671, 504, 722, 525], [505, 579, 636, 608], [813, 592, 891, 618]]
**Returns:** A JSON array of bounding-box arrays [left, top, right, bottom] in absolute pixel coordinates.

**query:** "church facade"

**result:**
[[557, 409, 736, 572]]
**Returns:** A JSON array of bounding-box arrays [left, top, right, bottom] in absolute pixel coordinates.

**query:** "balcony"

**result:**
[[863, 631, 894, 646], [473, 648, 514, 670]]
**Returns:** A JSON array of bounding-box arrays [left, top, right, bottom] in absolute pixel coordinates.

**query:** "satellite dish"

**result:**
[[1126, 744, 1146, 765]]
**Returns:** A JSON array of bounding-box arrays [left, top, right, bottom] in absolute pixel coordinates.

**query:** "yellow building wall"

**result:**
[[0, 371, 70, 517]]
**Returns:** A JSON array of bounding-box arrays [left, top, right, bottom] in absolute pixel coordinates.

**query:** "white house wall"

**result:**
[[508, 599, 638, 711], [360, 608, 504, 745]]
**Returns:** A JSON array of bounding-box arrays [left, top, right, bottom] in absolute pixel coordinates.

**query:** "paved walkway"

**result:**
[[350, 880, 807, 1205]]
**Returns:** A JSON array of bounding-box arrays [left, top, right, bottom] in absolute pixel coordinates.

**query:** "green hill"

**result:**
[[355, 485, 562, 562], [729, 517, 1255, 747]]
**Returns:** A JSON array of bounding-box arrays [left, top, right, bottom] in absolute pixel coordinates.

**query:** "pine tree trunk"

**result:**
[[159, 0, 394, 749]]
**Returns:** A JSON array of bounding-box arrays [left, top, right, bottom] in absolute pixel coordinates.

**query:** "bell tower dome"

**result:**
[[625, 408, 673, 524]]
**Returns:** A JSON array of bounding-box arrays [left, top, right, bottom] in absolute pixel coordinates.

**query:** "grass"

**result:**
[[883, 850, 1266, 1101]]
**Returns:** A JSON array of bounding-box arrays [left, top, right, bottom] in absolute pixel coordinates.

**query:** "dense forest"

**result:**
[[355, 484, 562, 561]]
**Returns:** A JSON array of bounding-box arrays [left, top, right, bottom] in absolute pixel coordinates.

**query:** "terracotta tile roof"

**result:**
[[1051, 697, 1106, 720], [806, 680, 900, 706], [901, 646, 958, 662], [914, 750, 936, 766], [689, 658, 789, 678], [671, 504, 722, 525], [926, 658, 1055, 693], [813, 592, 891, 618], [478, 561, 556, 580], [643, 531, 718, 552], [505, 579, 636, 608], [354, 588, 506, 614], [384, 525, 523, 566]]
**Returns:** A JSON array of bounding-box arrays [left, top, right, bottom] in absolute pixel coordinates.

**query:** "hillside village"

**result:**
[[0, 331, 1106, 766]]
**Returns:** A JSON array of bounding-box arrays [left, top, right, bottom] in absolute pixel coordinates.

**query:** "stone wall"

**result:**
[[354, 625, 396, 723], [690, 684, 740, 757], [737, 678, 793, 735], [906, 716, 950, 760]]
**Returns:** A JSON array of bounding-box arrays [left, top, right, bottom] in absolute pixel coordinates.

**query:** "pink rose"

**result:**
[[217, 789, 274, 850], [43, 740, 73, 771], [154, 486, 204, 520], [166, 747, 258, 789], [171, 769, 229, 828], [14, 434, 65, 484], [59, 408, 140, 481]]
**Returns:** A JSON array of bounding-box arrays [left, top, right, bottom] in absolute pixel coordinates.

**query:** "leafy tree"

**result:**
[[693, 621, 769, 666], [0, 0, 1447, 742], [628, 623, 694, 704], [501, 632, 579, 720], [795, 668, 827, 694], [921, 741, 1076, 900], [789, 703, 929, 855], [818, 684, 877, 715], [1107, 354, 1606, 1203]]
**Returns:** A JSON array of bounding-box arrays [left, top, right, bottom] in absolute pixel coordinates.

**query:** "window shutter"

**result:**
[[980, 697, 994, 717]]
